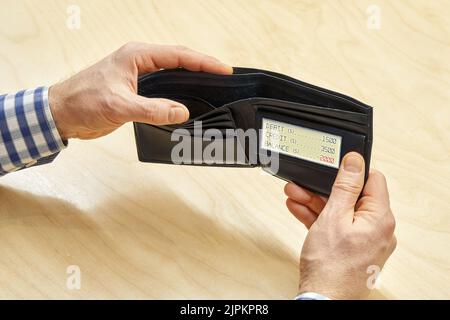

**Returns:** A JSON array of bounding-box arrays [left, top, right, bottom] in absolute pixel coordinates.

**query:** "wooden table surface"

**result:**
[[0, 0, 448, 299]]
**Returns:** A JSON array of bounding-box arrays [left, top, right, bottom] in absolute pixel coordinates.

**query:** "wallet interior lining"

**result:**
[[137, 69, 371, 135], [138, 71, 369, 114]]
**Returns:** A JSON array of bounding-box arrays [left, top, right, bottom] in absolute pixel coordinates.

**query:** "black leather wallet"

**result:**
[[133, 68, 372, 195]]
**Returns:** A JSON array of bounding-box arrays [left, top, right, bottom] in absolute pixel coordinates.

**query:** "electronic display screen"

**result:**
[[261, 118, 342, 168]]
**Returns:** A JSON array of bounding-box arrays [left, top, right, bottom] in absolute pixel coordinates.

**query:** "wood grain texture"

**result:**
[[0, 0, 449, 299]]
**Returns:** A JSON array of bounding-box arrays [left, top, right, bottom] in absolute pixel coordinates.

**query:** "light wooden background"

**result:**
[[0, 0, 449, 299]]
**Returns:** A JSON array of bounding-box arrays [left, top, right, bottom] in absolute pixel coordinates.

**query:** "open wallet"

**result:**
[[133, 68, 373, 195]]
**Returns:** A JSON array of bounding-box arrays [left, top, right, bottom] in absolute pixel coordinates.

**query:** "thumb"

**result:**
[[125, 94, 190, 125], [322, 152, 365, 222]]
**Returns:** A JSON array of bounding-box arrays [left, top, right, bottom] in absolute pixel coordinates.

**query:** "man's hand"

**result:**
[[284, 152, 396, 299], [49, 42, 233, 140]]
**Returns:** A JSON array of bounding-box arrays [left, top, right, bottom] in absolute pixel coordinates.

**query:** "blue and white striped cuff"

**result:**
[[295, 292, 331, 300], [0, 86, 66, 174]]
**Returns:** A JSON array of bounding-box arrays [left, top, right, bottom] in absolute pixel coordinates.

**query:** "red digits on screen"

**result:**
[[320, 155, 334, 164]]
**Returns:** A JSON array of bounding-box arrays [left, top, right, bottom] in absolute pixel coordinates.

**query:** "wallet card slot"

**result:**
[[183, 115, 233, 128], [252, 99, 368, 125], [182, 107, 235, 128], [257, 104, 368, 135], [184, 121, 236, 132], [185, 106, 229, 122], [233, 67, 371, 112]]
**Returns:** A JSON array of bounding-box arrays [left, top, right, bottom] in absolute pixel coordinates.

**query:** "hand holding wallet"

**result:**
[[133, 68, 372, 195]]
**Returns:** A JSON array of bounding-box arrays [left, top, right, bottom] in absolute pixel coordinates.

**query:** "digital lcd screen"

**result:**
[[261, 118, 342, 169]]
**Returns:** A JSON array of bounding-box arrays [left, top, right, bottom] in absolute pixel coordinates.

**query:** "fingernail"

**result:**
[[169, 107, 188, 123], [343, 154, 363, 173]]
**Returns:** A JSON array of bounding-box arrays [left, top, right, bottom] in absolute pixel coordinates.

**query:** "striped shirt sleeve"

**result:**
[[0, 86, 66, 176]]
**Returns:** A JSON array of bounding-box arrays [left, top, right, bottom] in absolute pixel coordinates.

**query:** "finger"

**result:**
[[322, 152, 365, 222], [386, 235, 397, 257], [284, 182, 326, 214], [355, 169, 392, 225], [148, 45, 233, 74], [121, 43, 233, 75], [123, 94, 189, 125], [362, 169, 390, 205], [286, 198, 318, 229]]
